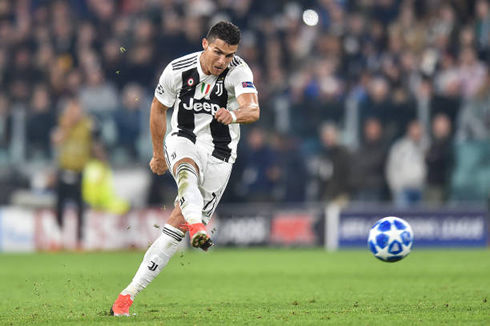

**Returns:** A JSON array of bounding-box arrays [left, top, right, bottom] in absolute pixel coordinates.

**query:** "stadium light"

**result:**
[[302, 9, 319, 26]]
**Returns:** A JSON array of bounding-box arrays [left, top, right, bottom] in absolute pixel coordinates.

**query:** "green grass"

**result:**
[[0, 249, 489, 325]]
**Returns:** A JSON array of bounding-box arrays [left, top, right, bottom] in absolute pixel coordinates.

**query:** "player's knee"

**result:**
[[173, 158, 199, 177]]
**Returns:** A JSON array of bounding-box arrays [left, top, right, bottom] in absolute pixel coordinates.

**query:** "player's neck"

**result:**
[[199, 53, 211, 75]]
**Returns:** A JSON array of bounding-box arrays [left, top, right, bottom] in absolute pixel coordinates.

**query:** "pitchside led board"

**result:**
[[211, 205, 324, 247], [338, 208, 489, 248], [0, 206, 488, 252]]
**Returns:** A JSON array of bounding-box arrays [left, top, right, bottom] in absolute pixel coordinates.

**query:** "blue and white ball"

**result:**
[[368, 216, 413, 262]]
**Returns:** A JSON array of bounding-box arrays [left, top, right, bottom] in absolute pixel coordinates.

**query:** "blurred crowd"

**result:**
[[0, 0, 489, 207]]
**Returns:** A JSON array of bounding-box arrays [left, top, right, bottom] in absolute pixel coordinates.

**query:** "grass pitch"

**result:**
[[0, 248, 489, 325]]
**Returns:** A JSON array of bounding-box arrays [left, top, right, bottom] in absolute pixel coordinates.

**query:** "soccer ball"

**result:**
[[368, 216, 413, 262]]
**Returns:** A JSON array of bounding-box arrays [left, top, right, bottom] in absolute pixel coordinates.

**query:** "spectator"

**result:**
[[352, 118, 388, 202], [79, 68, 118, 145], [270, 133, 307, 203], [308, 122, 351, 205], [386, 120, 427, 207], [114, 83, 147, 161], [51, 98, 94, 246], [427, 3, 459, 50], [426, 114, 453, 204], [458, 46, 487, 99], [388, 87, 417, 141], [82, 142, 130, 214], [156, 11, 185, 65], [359, 77, 392, 140], [0, 48, 8, 88], [102, 39, 126, 89], [238, 127, 277, 202], [79, 68, 119, 118], [432, 52, 462, 131], [26, 84, 56, 160], [0, 93, 12, 155], [125, 42, 156, 87], [5, 47, 40, 91], [456, 71, 490, 142], [475, 0, 490, 56]]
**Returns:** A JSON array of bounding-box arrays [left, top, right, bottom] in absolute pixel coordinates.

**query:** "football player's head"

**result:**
[[201, 21, 241, 76]]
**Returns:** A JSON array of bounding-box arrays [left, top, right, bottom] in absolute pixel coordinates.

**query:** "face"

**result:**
[[408, 121, 422, 142], [365, 119, 382, 141], [65, 99, 83, 122], [248, 128, 265, 149], [321, 125, 338, 147], [432, 114, 451, 138], [201, 38, 238, 76]]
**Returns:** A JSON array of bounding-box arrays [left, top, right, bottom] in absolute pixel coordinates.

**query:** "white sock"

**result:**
[[121, 224, 184, 300], [176, 163, 203, 224]]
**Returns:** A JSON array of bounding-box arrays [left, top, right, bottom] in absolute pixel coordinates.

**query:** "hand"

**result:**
[[149, 156, 168, 175], [214, 107, 234, 125]]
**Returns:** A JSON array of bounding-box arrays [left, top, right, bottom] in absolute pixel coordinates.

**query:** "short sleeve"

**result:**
[[227, 64, 258, 98], [154, 64, 178, 107]]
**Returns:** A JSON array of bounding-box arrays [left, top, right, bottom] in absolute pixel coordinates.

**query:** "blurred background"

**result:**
[[0, 0, 489, 251]]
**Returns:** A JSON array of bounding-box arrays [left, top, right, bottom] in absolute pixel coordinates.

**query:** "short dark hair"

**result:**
[[206, 21, 241, 45]]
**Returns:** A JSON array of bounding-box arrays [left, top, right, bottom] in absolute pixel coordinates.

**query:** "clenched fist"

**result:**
[[150, 156, 168, 175], [214, 107, 234, 125]]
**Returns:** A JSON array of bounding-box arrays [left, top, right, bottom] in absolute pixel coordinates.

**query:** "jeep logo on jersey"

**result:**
[[182, 97, 221, 115]]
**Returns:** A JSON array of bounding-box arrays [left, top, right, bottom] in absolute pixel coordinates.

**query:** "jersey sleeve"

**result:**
[[154, 64, 178, 107], [227, 64, 258, 98]]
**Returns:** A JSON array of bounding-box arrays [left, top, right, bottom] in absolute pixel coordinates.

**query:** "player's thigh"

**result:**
[[164, 135, 203, 179], [201, 156, 233, 225]]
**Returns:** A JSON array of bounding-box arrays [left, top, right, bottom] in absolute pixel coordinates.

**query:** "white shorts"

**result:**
[[164, 134, 233, 225]]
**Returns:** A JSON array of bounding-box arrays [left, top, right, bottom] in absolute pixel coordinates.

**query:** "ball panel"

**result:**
[[378, 220, 391, 232], [375, 233, 389, 249], [387, 240, 403, 255], [385, 255, 404, 262], [368, 240, 378, 254], [393, 219, 407, 230], [400, 231, 412, 246]]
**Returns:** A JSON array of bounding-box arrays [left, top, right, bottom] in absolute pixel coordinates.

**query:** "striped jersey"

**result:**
[[154, 51, 257, 163]]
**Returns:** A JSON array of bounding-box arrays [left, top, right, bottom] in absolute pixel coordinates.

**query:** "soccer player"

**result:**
[[110, 21, 259, 316]]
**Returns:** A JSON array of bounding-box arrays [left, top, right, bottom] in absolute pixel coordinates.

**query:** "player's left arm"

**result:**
[[215, 92, 260, 125]]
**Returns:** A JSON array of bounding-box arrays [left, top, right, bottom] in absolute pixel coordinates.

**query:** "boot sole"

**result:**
[[191, 232, 214, 251]]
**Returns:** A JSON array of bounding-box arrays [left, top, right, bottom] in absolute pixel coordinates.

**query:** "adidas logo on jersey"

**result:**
[[182, 97, 221, 115]]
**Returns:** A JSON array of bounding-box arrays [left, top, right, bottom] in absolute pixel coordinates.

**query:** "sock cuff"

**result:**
[[163, 224, 184, 242], [176, 162, 198, 178]]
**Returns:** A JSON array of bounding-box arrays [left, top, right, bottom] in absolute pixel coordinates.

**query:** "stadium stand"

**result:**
[[0, 0, 488, 207]]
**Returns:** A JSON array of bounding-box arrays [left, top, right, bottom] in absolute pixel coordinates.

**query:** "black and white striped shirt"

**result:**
[[155, 51, 257, 163]]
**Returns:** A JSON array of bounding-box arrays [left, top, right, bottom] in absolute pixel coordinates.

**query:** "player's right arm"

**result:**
[[149, 97, 169, 175], [150, 64, 178, 175], [215, 62, 259, 125]]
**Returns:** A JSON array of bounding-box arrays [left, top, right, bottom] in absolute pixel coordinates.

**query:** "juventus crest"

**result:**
[[215, 81, 223, 97]]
